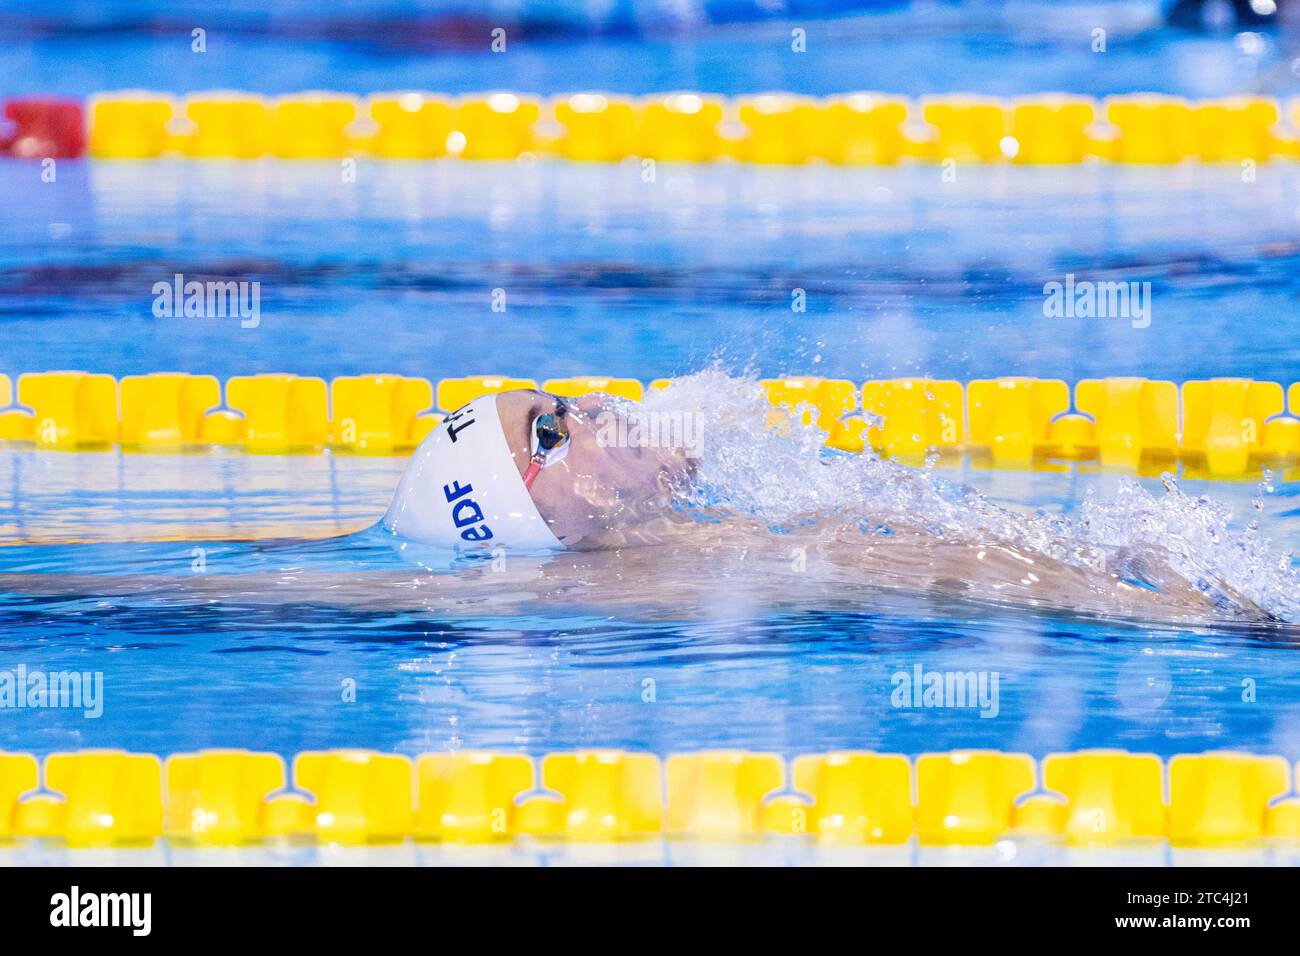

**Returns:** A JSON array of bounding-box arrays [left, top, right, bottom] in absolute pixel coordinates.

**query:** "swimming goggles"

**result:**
[[522, 401, 571, 490]]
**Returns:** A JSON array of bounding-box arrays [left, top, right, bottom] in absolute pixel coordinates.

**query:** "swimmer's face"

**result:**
[[495, 390, 696, 548]]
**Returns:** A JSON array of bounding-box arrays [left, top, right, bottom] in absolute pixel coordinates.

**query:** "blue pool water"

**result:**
[[1, 3, 1300, 767], [0, 430, 1298, 761], [1, 0, 1295, 100], [5, 160, 1300, 384]]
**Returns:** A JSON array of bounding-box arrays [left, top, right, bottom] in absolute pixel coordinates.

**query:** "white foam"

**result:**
[[641, 370, 1300, 624]]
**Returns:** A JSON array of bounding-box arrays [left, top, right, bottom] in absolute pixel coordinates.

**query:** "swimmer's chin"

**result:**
[[546, 502, 697, 551], [553, 525, 686, 551]]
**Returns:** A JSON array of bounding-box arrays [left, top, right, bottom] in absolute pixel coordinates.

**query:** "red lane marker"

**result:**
[[3, 97, 85, 158]]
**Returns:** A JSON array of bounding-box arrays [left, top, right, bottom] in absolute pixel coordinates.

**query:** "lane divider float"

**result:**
[[2, 92, 1297, 165], [0, 371, 1297, 478], [1, 748, 1297, 848]]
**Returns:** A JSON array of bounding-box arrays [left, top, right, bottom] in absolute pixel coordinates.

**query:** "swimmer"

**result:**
[[380, 387, 1285, 625]]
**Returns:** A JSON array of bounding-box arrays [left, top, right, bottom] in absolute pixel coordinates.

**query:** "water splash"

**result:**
[[643, 369, 1300, 623]]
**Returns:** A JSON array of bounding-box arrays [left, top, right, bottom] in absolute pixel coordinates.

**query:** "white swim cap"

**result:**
[[383, 395, 564, 551]]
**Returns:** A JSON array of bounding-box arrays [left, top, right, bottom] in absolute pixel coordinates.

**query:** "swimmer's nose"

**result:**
[[569, 394, 610, 416]]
